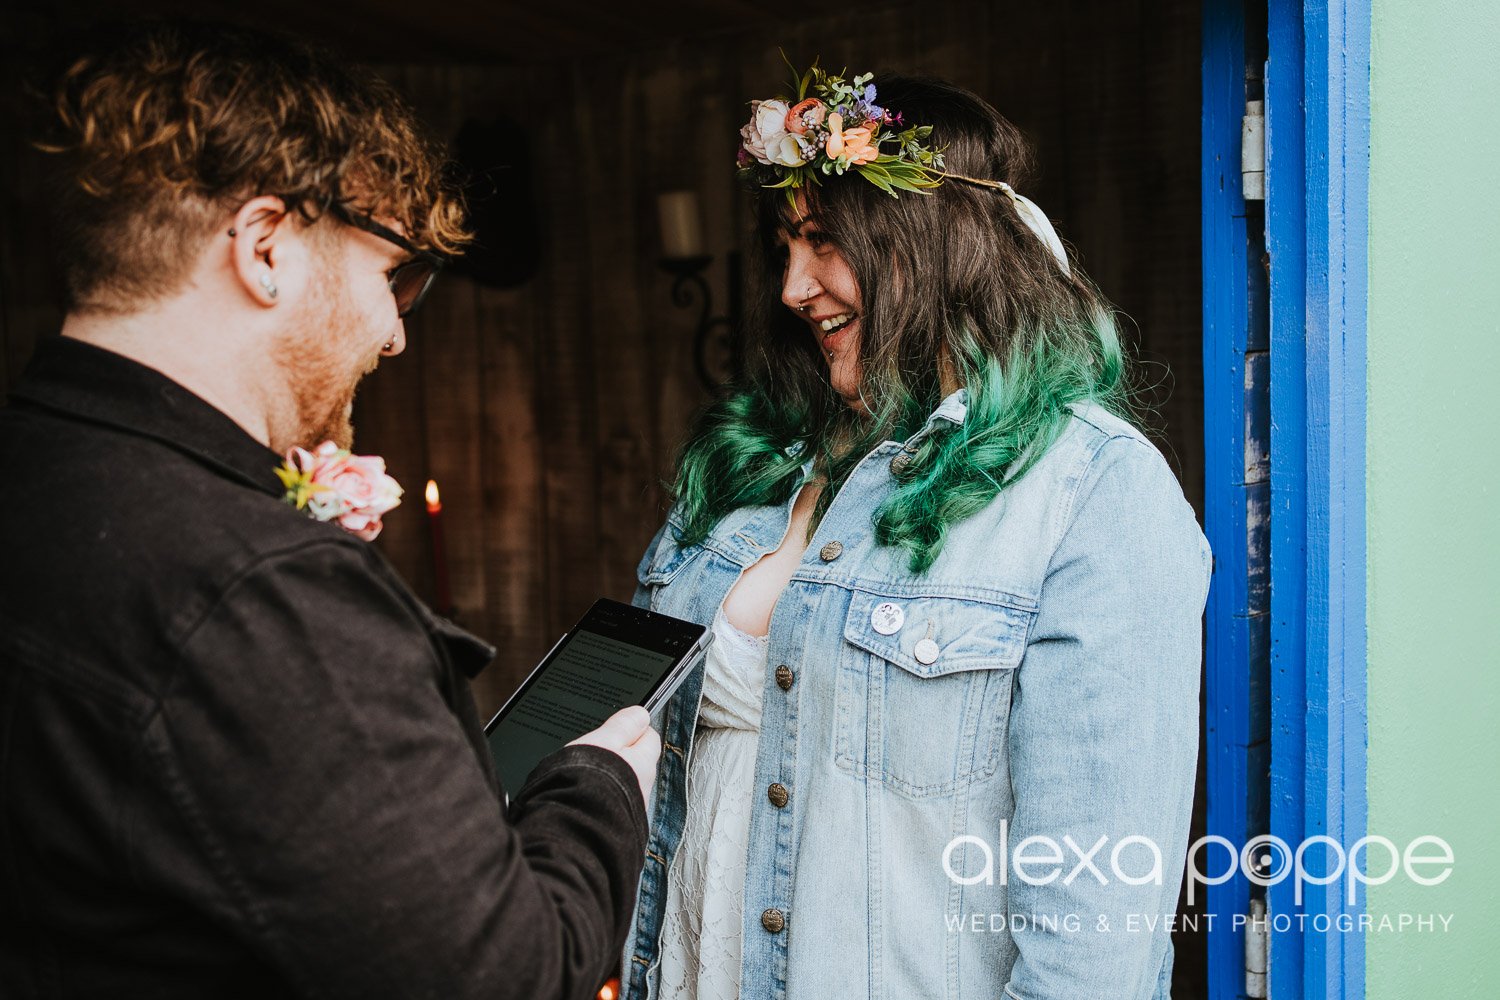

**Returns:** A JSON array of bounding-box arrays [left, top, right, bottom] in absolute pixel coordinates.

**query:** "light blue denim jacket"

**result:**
[[620, 392, 1211, 1000]]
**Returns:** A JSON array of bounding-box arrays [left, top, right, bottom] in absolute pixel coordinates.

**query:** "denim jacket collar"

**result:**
[[780, 387, 970, 461], [911, 386, 969, 441]]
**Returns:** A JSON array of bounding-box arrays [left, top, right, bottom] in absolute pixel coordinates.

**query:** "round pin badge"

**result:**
[[870, 602, 905, 635], [914, 637, 941, 664]]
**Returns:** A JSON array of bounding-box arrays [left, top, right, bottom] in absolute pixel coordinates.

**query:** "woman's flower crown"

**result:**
[[737, 58, 945, 202]]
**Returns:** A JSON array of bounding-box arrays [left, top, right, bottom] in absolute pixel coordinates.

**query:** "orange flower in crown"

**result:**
[[824, 113, 881, 166]]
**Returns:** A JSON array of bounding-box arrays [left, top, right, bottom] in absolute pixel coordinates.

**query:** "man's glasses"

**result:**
[[329, 203, 445, 318]]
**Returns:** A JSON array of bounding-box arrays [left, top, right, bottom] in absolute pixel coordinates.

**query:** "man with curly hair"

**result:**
[[0, 21, 657, 1000]]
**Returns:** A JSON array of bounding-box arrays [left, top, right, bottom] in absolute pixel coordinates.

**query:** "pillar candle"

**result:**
[[658, 190, 705, 259]]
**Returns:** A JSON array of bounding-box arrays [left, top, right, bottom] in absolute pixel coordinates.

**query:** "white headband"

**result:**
[[994, 181, 1071, 276], [942, 173, 1072, 275]]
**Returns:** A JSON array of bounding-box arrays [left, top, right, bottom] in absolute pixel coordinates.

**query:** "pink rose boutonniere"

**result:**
[[275, 442, 403, 542]]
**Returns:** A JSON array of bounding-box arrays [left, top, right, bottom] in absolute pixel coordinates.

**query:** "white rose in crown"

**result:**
[[767, 133, 808, 168], [741, 99, 807, 167]]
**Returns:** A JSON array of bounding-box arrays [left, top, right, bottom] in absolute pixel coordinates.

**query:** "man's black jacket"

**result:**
[[0, 337, 648, 999]]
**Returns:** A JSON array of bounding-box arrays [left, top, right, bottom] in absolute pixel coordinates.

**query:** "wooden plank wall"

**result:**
[[0, 0, 1204, 716]]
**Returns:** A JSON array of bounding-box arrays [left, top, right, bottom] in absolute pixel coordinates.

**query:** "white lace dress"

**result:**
[[656, 607, 768, 1000]]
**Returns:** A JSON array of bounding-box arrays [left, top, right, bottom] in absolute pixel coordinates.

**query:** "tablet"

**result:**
[[483, 598, 710, 799]]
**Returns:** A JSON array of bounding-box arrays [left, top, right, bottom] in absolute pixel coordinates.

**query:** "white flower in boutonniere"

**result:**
[[276, 442, 403, 542]]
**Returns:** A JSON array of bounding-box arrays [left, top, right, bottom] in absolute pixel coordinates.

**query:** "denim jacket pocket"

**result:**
[[834, 590, 1036, 798]]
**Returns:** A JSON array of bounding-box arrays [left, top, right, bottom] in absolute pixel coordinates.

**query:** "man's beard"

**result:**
[[272, 277, 379, 452]]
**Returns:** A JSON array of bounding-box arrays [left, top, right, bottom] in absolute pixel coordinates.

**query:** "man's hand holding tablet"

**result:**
[[569, 706, 662, 803], [487, 599, 711, 803]]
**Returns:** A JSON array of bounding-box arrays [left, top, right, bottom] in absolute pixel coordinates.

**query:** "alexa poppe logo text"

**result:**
[[940, 821, 1454, 934]]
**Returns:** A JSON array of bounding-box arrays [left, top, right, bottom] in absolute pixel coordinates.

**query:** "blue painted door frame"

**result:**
[[1201, 0, 1369, 997], [1201, 3, 1266, 995]]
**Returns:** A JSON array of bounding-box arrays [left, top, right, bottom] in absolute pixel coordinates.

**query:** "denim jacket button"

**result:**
[[819, 540, 844, 561], [761, 908, 786, 933], [775, 665, 794, 690], [870, 602, 905, 635], [890, 452, 913, 476], [767, 782, 789, 808], [914, 638, 941, 665]]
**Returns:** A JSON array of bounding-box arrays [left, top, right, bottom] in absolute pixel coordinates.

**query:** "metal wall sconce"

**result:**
[[658, 191, 741, 392]]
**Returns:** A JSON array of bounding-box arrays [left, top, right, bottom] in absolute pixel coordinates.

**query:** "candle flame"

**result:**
[[597, 982, 618, 1000], [425, 479, 441, 513]]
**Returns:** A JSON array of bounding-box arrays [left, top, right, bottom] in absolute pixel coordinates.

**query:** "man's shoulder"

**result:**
[[0, 404, 396, 696], [3, 394, 345, 553], [1, 389, 396, 540]]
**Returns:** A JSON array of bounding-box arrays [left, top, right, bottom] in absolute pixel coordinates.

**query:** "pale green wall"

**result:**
[[1366, 0, 1500, 994]]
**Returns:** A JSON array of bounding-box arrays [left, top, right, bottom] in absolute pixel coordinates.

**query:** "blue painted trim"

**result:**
[[1265, 0, 1309, 988], [1200, 4, 1254, 997], [1266, 1, 1370, 997]]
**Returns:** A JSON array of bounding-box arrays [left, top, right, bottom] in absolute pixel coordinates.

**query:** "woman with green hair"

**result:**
[[620, 70, 1210, 1000]]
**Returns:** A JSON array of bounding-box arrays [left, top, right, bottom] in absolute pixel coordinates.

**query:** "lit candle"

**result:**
[[425, 479, 453, 615], [657, 190, 705, 259]]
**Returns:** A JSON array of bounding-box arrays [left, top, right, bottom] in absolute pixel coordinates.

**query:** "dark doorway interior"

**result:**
[[0, 2, 1208, 993]]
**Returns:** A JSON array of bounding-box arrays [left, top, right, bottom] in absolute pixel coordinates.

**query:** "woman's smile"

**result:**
[[810, 311, 859, 353]]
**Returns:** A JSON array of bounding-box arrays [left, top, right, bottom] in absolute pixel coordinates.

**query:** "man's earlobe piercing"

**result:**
[[382, 342, 394, 352], [259, 269, 278, 300]]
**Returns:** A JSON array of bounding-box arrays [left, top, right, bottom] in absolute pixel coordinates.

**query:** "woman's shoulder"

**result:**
[[1051, 402, 1208, 564], [1038, 401, 1179, 493], [967, 401, 1201, 565], [1060, 400, 1154, 453], [996, 401, 1158, 503], [1056, 402, 1192, 510]]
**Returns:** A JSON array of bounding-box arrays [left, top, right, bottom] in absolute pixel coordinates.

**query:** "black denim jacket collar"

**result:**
[[8, 335, 286, 499]]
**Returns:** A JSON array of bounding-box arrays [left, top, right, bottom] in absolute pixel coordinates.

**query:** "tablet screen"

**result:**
[[485, 599, 705, 798]]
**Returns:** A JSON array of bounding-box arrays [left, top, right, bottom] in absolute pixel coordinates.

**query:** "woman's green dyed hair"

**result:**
[[671, 74, 1137, 573]]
